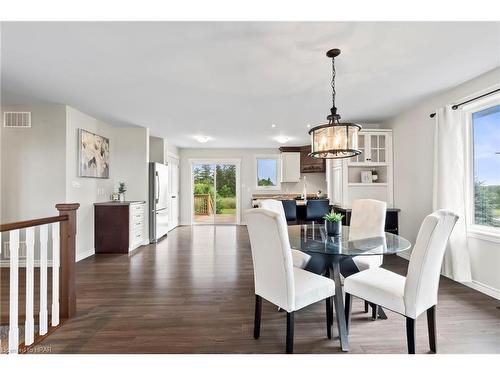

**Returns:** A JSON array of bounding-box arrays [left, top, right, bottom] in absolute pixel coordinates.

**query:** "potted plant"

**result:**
[[118, 182, 127, 202], [323, 211, 344, 236]]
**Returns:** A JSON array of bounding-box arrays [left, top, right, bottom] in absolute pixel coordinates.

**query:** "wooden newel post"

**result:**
[[56, 203, 80, 319]]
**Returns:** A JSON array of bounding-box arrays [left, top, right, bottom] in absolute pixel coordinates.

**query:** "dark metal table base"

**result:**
[[329, 262, 349, 351]]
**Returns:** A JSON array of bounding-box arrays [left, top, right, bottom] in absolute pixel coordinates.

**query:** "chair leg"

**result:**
[[406, 317, 416, 354], [364, 300, 369, 313], [427, 305, 437, 353], [344, 293, 352, 334], [286, 312, 294, 354], [326, 297, 332, 339], [254, 295, 262, 339]]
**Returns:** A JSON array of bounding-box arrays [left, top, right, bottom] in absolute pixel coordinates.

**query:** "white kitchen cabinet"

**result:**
[[129, 202, 146, 251], [350, 130, 392, 165], [281, 152, 301, 182]]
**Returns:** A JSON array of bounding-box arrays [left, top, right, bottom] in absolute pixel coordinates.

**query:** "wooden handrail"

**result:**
[[56, 203, 79, 319], [2, 202, 80, 354], [0, 215, 68, 232]]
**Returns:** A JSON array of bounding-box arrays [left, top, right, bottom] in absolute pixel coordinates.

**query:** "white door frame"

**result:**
[[167, 153, 180, 231], [189, 158, 241, 225]]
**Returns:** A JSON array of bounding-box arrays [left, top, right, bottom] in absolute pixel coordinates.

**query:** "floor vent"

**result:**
[[3, 111, 32, 128]]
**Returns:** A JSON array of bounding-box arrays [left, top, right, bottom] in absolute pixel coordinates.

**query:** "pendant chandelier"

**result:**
[[309, 49, 362, 159]]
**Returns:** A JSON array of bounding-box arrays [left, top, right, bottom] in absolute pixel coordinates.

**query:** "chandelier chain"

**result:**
[[331, 56, 336, 109]]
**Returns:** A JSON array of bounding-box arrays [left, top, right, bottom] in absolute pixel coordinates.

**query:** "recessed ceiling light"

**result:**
[[194, 135, 211, 143], [275, 136, 290, 144], [271, 123, 276, 128], [306, 123, 311, 128]]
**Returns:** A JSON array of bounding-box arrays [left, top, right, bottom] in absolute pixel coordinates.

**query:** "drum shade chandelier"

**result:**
[[309, 49, 362, 159]]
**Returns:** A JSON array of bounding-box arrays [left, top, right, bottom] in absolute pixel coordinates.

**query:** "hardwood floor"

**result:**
[[7, 225, 500, 354]]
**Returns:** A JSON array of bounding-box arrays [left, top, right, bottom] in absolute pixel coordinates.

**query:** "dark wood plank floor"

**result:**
[[10, 225, 500, 354]]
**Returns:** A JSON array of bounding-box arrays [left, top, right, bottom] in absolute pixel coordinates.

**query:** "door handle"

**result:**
[[156, 173, 160, 203]]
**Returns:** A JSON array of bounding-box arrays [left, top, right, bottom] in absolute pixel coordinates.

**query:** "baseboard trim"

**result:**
[[76, 248, 95, 262], [463, 280, 500, 300], [397, 251, 411, 261], [397, 250, 499, 300]]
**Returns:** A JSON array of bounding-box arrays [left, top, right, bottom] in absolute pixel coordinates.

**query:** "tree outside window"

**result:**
[[472, 105, 500, 228], [256, 158, 278, 188]]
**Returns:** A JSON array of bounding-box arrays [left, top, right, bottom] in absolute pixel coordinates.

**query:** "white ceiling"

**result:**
[[2, 22, 499, 148]]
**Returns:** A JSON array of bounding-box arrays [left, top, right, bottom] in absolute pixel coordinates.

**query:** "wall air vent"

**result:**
[[3, 111, 32, 128]]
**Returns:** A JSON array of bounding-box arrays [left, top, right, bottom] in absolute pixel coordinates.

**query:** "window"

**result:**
[[256, 156, 280, 189], [472, 105, 500, 228], [465, 94, 500, 236]]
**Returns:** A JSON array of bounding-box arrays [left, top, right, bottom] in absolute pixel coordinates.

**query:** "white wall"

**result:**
[[114, 126, 150, 201], [1, 102, 67, 222], [66, 108, 150, 260], [165, 139, 179, 158], [178, 148, 327, 224], [1, 97, 151, 262], [384, 67, 500, 296], [65, 106, 115, 260], [113, 125, 150, 246]]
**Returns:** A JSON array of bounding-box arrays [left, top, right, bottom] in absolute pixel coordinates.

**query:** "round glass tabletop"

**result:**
[[288, 224, 411, 257]]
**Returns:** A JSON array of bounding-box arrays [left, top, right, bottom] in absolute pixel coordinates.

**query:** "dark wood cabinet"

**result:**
[[299, 145, 325, 173], [94, 201, 146, 254]]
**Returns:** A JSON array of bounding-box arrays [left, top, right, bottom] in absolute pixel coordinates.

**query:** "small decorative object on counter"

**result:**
[[316, 190, 322, 198], [118, 182, 127, 202], [110, 191, 120, 201], [302, 176, 308, 202], [323, 211, 344, 236], [371, 169, 379, 183], [360, 170, 372, 184]]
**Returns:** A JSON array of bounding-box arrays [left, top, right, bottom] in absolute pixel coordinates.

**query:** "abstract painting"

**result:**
[[78, 129, 110, 178]]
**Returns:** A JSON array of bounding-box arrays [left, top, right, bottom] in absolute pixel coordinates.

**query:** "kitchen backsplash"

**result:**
[[280, 172, 327, 195]]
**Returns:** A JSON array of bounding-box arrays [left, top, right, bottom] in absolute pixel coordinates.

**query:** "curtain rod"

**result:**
[[429, 88, 500, 118]]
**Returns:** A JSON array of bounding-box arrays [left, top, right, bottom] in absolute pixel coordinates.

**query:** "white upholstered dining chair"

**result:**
[[344, 210, 458, 354], [260, 199, 311, 269], [245, 208, 335, 354], [349, 199, 387, 316]]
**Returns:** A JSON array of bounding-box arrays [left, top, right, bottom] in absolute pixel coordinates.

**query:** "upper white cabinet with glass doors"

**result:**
[[349, 129, 392, 165]]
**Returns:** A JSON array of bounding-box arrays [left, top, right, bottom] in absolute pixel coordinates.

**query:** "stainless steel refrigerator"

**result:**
[[149, 162, 169, 243]]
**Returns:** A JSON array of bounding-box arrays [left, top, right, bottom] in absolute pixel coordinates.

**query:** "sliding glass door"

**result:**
[[192, 162, 238, 225], [215, 163, 237, 224]]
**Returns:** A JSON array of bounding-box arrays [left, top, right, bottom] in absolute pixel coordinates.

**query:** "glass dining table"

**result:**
[[288, 224, 411, 352]]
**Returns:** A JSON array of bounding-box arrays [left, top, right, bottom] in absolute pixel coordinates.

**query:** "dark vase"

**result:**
[[326, 221, 342, 236]]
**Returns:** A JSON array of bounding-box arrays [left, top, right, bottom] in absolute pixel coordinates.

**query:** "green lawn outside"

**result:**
[[218, 196, 236, 215]]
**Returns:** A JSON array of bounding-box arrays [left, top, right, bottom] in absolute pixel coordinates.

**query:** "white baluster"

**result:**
[[51, 223, 60, 326], [39, 225, 48, 335], [8, 229, 20, 354], [25, 227, 35, 345]]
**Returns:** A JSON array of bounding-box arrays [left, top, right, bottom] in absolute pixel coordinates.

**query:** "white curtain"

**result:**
[[433, 105, 472, 282]]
